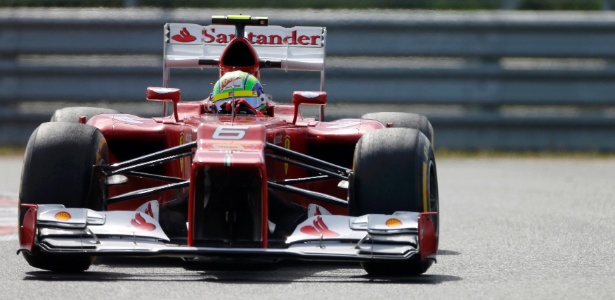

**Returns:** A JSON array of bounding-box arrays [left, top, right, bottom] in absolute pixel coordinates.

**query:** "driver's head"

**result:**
[[212, 71, 266, 114]]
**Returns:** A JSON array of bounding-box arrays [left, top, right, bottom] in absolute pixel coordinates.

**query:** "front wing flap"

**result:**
[[19, 205, 437, 263]]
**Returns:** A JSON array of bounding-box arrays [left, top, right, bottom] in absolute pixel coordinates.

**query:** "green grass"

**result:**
[[0, 147, 25, 157], [435, 148, 615, 159]]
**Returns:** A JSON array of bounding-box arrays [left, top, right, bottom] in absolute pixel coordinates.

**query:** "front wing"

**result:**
[[19, 204, 437, 264]]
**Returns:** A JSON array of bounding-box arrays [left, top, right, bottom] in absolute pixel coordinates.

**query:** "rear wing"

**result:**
[[162, 23, 327, 90]]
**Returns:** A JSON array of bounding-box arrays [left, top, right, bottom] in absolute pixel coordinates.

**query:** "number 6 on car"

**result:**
[[212, 126, 249, 140]]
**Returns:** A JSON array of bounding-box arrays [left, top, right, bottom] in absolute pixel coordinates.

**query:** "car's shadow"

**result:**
[[23, 249, 462, 285], [197, 261, 462, 285]]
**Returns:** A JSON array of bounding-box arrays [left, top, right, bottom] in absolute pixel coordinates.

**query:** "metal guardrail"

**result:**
[[1, 8, 615, 150]]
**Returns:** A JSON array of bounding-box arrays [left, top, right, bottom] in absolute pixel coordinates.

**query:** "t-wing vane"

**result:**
[[211, 15, 268, 39]]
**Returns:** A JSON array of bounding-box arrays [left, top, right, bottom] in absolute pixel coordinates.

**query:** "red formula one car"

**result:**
[[18, 15, 439, 276]]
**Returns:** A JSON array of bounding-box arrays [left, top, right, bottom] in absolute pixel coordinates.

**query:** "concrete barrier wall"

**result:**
[[2, 8, 615, 150]]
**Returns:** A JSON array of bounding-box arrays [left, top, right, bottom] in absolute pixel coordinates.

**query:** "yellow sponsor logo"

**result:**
[[54, 211, 71, 221], [423, 162, 428, 212], [385, 218, 402, 228]]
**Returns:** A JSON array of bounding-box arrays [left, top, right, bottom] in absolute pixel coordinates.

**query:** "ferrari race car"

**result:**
[[17, 15, 439, 276]]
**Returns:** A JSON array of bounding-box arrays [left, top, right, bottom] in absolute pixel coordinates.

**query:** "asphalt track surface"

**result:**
[[1, 156, 614, 299]]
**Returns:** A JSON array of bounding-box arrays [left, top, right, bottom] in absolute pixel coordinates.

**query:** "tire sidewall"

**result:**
[[18, 122, 108, 272], [349, 128, 439, 276], [349, 128, 433, 216]]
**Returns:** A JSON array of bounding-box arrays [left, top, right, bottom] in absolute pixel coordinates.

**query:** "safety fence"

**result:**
[[1, 8, 615, 150]]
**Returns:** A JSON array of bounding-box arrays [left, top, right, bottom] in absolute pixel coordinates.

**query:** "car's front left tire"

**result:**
[[349, 128, 439, 276], [50, 106, 119, 122]]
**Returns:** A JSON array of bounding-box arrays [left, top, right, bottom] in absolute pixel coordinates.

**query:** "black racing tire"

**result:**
[[50, 106, 119, 122], [361, 112, 434, 145], [349, 128, 439, 276], [19, 122, 109, 272]]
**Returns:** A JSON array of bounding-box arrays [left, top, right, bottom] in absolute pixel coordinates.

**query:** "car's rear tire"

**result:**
[[361, 112, 434, 145], [19, 122, 109, 272], [349, 128, 439, 276], [50, 106, 119, 122]]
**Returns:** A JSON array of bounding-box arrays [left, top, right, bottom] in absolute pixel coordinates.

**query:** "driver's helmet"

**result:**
[[212, 70, 266, 113]]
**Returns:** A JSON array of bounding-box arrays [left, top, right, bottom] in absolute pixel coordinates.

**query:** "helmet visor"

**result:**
[[214, 97, 265, 112]]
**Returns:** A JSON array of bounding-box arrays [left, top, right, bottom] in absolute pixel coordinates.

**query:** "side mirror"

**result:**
[[292, 91, 327, 124], [146, 87, 181, 121]]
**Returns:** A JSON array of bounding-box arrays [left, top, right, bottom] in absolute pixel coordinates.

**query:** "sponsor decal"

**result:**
[[136, 200, 160, 221], [54, 211, 71, 221], [145, 203, 154, 218], [202, 27, 236, 44], [172, 27, 197, 43], [385, 218, 403, 228], [307, 204, 331, 217], [246, 30, 321, 46], [220, 76, 244, 91], [212, 143, 245, 151], [130, 212, 156, 231], [201, 27, 322, 46], [300, 216, 338, 237]]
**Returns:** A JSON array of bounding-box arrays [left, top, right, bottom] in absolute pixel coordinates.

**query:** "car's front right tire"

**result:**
[[19, 122, 108, 272]]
